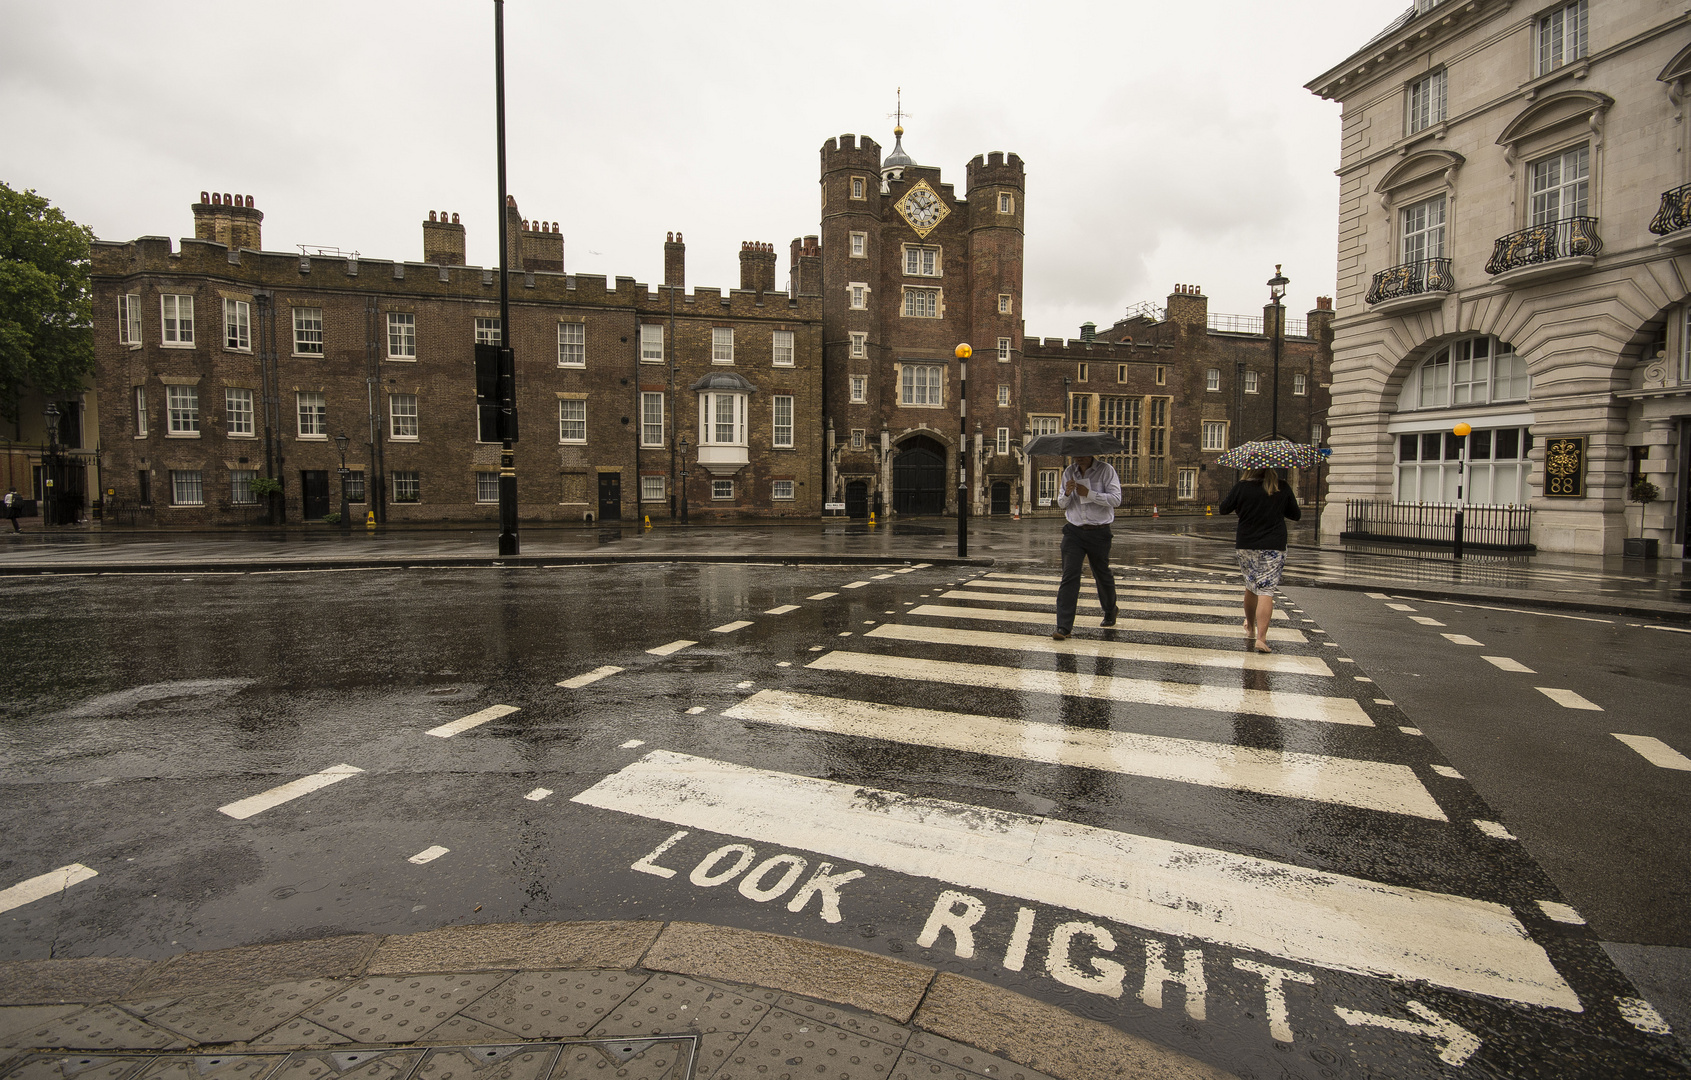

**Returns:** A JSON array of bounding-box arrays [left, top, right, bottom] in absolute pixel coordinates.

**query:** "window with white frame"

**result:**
[[1030, 416, 1060, 437], [772, 395, 794, 448], [999, 193, 1014, 214], [230, 469, 258, 505], [346, 470, 365, 502], [1177, 468, 1197, 500], [292, 307, 324, 355], [1243, 370, 1258, 394], [1407, 69, 1447, 134], [850, 429, 866, 451], [850, 332, 867, 358], [1397, 426, 1533, 504], [166, 385, 198, 434], [849, 283, 867, 309], [475, 317, 502, 345], [1155, 366, 1166, 386], [387, 312, 416, 359], [998, 294, 1012, 314], [639, 323, 663, 362], [1404, 335, 1528, 409], [119, 293, 142, 345], [393, 471, 420, 502], [297, 391, 327, 437], [1530, 145, 1589, 225], [1202, 421, 1229, 452], [225, 387, 255, 436], [1536, 0, 1588, 76], [849, 232, 867, 257], [995, 428, 1009, 455], [849, 375, 867, 402], [772, 479, 794, 500], [640, 392, 665, 447], [712, 327, 734, 364], [558, 321, 585, 367], [903, 246, 940, 276], [1293, 372, 1307, 396], [171, 470, 203, 506], [997, 337, 1011, 362], [134, 386, 148, 436], [1311, 423, 1324, 445], [712, 479, 735, 500], [701, 392, 746, 446], [641, 476, 665, 502], [850, 177, 865, 200], [903, 288, 939, 318], [389, 394, 418, 439], [996, 384, 1010, 406], [1037, 469, 1058, 504], [900, 364, 943, 406], [1401, 194, 1447, 263], [772, 330, 794, 366], [223, 298, 250, 351], [559, 398, 586, 443], [476, 472, 500, 503], [161, 294, 194, 346], [1205, 368, 1221, 391]]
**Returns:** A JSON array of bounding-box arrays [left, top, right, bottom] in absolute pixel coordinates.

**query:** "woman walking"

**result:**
[[1218, 468, 1301, 653]]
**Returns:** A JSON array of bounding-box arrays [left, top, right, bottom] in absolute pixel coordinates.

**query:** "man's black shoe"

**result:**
[[1100, 614, 1118, 627], [1052, 630, 1069, 641]]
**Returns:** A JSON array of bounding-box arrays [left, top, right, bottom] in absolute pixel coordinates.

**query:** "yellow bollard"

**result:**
[[868, 511, 877, 526], [1205, 505, 1212, 517], [643, 514, 652, 528], [366, 510, 376, 529]]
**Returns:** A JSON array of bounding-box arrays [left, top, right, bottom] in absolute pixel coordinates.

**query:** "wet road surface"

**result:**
[[2, 562, 1689, 1078]]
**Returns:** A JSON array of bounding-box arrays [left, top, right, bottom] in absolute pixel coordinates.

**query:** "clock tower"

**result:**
[[817, 127, 1025, 519]]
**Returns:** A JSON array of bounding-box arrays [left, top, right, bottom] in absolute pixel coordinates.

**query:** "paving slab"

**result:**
[[366, 923, 660, 977], [0, 1052, 156, 1080], [0, 960, 157, 1007], [411, 1044, 559, 1080], [459, 971, 651, 1040], [302, 975, 512, 1044], [264, 1049, 423, 1080], [244, 1020, 349, 1050], [132, 1054, 285, 1080], [713, 1007, 901, 1080], [584, 974, 773, 1041], [12, 1006, 186, 1053], [122, 981, 346, 1046], [0, 1008, 87, 1049]]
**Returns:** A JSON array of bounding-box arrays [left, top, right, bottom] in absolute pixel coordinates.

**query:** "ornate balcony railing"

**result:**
[[1365, 258, 1454, 305], [1484, 217, 1602, 275], [1649, 183, 1691, 235]]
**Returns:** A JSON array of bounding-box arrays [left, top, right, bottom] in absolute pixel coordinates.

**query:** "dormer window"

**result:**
[[1536, 1, 1588, 76], [1407, 70, 1447, 134]]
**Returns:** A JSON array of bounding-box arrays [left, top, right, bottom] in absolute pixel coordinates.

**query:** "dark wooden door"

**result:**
[[301, 470, 330, 519], [845, 481, 868, 519], [892, 437, 947, 515], [991, 482, 1011, 515], [598, 472, 622, 521]]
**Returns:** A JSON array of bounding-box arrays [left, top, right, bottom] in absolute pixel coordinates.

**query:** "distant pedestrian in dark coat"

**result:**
[[4, 487, 20, 532], [1218, 468, 1300, 653]]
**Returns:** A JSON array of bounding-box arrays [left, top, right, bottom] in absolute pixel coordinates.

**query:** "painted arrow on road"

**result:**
[[1334, 1000, 1481, 1066]]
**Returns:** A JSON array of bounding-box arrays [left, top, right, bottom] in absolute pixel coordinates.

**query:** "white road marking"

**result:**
[[907, 604, 1306, 642], [1475, 820, 1517, 840], [1354, 676, 1374, 683], [988, 572, 1234, 594], [575, 751, 1578, 1009], [1612, 734, 1691, 770], [764, 605, 800, 615], [686, 706, 707, 714], [872, 573, 896, 580], [842, 581, 870, 589], [940, 590, 1288, 620], [426, 704, 519, 738], [1334, 1001, 1480, 1067], [808, 646, 824, 652], [807, 592, 838, 600], [621, 739, 646, 749], [1441, 634, 1485, 647], [1536, 900, 1585, 925], [1365, 593, 1390, 600], [647, 640, 697, 656], [866, 623, 1333, 676], [1618, 997, 1673, 1035], [808, 651, 1373, 726], [1483, 656, 1535, 673], [726, 690, 1446, 819], [1537, 687, 1602, 711], [0, 864, 99, 915], [1645, 624, 1691, 634], [838, 632, 853, 637], [218, 764, 364, 820], [1373, 699, 1394, 706], [1400, 727, 1424, 736], [1324, 642, 1338, 647], [557, 665, 623, 689], [1412, 598, 1614, 624], [1431, 765, 1463, 779], [1386, 604, 1416, 612], [712, 620, 754, 633], [524, 788, 553, 801], [1338, 658, 1354, 663], [777, 661, 792, 668], [972, 580, 1241, 603], [1409, 617, 1445, 626], [735, 681, 755, 689], [408, 846, 450, 865], [894, 568, 918, 574], [912, 563, 931, 568]]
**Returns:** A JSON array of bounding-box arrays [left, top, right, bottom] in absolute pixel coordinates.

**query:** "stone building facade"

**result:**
[[1308, 0, 1691, 555], [91, 193, 824, 525]]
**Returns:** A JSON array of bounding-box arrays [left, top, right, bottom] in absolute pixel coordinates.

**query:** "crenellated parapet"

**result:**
[[965, 151, 1025, 194], [820, 133, 882, 172]]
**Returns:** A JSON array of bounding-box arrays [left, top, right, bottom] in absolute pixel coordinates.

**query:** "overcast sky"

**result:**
[[1, 0, 1407, 338]]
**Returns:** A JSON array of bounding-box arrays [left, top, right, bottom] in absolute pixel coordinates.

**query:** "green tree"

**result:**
[[0, 182, 94, 426]]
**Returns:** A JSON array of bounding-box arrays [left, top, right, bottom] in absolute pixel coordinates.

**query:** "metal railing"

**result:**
[[1341, 500, 1534, 550], [1484, 217, 1602, 275], [1207, 313, 1309, 337], [1649, 183, 1691, 236], [1365, 258, 1454, 304]]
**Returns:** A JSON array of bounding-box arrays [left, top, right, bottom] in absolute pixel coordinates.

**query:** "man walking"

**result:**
[[4, 487, 21, 532], [1053, 454, 1121, 640]]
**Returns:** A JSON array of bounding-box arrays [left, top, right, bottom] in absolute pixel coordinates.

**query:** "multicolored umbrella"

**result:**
[[1023, 430, 1127, 457], [1216, 440, 1325, 470]]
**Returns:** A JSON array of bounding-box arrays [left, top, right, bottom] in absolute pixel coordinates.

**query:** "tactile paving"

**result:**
[[133, 1055, 286, 1080], [411, 1045, 558, 1080], [898, 1033, 1058, 1080], [303, 976, 510, 1043], [134, 982, 344, 1045], [772, 997, 909, 1048], [0, 1055, 153, 1080], [248, 1020, 349, 1049], [14, 1008, 184, 1052], [461, 971, 649, 1039], [264, 1049, 423, 1080], [586, 976, 774, 1039], [553, 1038, 692, 1080], [713, 1009, 902, 1080], [0, 1007, 87, 1049]]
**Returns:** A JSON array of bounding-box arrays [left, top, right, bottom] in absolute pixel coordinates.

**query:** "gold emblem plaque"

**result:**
[[1543, 436, 1585, 498]]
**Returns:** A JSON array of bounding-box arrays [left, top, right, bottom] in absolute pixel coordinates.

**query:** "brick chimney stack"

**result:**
[[423, 210, 466, 266], [789, 235, 822, 296], [504, 195, 523, 271], [739, 241, 778, 294], [664, 231, 685, 288], [192, 192, 263, 252], [520, 217, 564, 273]]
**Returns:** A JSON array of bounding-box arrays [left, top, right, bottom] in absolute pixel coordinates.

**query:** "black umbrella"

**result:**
[[1023, 430, 1126, 457]]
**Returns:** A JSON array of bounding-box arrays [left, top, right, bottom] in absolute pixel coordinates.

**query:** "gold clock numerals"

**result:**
[[895, 180, 949, 238]]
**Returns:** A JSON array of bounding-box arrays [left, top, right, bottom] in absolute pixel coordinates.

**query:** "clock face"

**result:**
[[895, 182, 949, 237]]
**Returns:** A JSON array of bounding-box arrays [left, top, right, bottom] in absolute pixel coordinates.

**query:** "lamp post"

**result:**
[[492, 0, 519, 556], [955, 343, 972, 557], [678, 434, 690, 525], [1452, 422, 1471, 560], [42, 401, 61, 527], [1267, 265, 1289, 439], [335, 432, 351, 532]]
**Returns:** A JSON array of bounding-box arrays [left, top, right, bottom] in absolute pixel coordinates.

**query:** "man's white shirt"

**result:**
[[1056, 460, 1123, 526]]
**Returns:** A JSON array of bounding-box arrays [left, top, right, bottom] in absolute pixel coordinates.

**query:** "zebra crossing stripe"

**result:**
[[968, 579, 1241, 603], [574, 750, 1576, 1009], [987, 573, 1238, 592], [940, 590, 1290, 621], [426, 704, 519, 738], [808, 651, 1373, 726], [724, 689, 1445, 818], [0, 864, 99, 915], [865, 622, 1333, 676], [907, 604, 1307, 643]]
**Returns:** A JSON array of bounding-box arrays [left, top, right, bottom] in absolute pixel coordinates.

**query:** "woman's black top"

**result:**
[[1218, 480, 1301, 550]]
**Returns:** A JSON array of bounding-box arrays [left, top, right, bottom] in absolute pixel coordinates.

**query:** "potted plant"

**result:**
[[1624, 477, 1660, 559]]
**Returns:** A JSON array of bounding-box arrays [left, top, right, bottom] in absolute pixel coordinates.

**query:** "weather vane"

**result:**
[[888, 88, 911, 132]]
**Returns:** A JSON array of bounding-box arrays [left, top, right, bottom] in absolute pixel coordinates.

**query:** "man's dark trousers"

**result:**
[[1056, 522, 1117, 632]]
